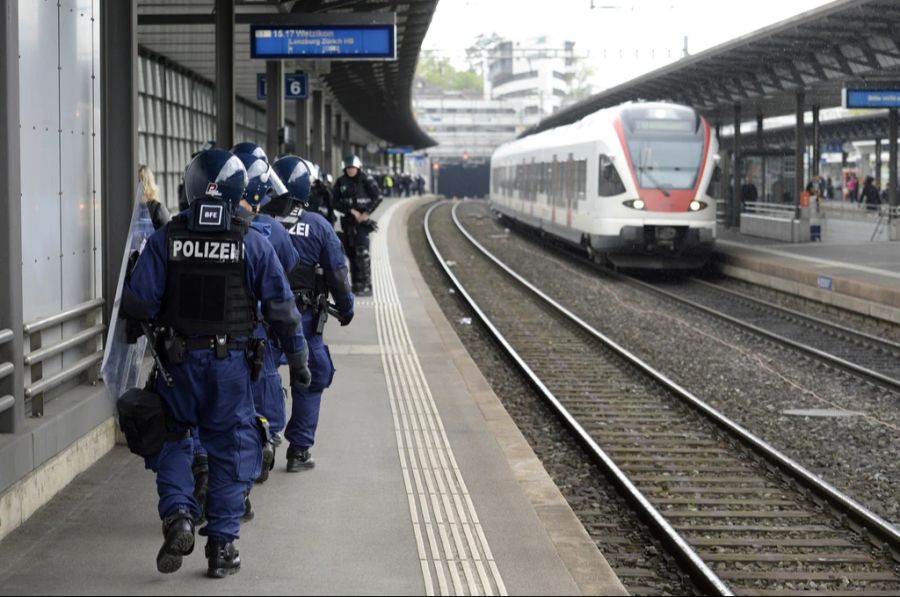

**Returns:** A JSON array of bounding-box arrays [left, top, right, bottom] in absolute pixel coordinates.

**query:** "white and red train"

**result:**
[[489, 102, 719, 269]]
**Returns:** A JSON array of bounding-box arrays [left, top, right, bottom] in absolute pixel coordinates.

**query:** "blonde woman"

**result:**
[[139, 164, 171, 230]]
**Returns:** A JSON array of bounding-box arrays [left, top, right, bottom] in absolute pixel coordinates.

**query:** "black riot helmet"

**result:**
[[272, 155, 312, 201], [234, 152, 288, 208], [231, 142, 268, 164], [341, 154, 363, 172], [183, 149, 248, 208]]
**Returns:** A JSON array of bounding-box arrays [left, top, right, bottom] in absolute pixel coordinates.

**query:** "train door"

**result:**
[[565, 153, 575, 227]]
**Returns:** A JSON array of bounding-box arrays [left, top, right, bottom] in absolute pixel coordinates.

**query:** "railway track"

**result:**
[[425, 200, 900, 596], [621, 276, 900, 394]]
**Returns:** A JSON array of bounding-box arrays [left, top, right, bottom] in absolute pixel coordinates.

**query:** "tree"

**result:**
[[465, 32, 504, 75], [416, 54, 483, 95], [567, 62, 596, 102]]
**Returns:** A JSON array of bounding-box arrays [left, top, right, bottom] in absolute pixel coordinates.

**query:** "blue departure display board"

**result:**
[[844, 89, 900, 109], [251, 25, 396, 59]]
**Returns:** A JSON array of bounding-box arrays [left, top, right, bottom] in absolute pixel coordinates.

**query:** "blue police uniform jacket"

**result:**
[[285, 208, 354, 317], [122, 205, 304, 354]]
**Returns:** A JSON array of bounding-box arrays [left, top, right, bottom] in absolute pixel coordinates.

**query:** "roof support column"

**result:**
[[311, 89, 323, 168], [794, 91, 805, 216], [731, 103, 741, 229], [100, 0, 138, 328], [343, 120, 351, 156], [889, 108, 898, 207], [875, 138, 882, 189], [811, 105, 820, 178], [324, 101, 333, 175], [214, 0, 234, 149], [0, 0, 23, 433], [756, 113, 764, 149], [295, 81, 308, 158], [335, 111, 343, 162], [265, 60, 284, 160]]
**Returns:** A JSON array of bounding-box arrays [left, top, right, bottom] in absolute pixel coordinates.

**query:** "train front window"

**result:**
[[626, 139, 703, 190]]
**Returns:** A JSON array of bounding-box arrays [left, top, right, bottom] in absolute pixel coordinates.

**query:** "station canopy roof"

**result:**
[[522, 0, 900, 138], [138, 0, 437, 149]]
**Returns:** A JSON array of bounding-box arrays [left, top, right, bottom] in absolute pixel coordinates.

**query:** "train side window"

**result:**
[[576, 160, 587, 201], [598, 154, 626, 196]]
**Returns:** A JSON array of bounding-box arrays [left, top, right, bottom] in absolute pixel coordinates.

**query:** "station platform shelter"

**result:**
[[0, 198, 627, 596]]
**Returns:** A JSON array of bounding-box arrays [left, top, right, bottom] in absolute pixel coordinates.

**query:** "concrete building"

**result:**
[[487, 36, 577, 119]]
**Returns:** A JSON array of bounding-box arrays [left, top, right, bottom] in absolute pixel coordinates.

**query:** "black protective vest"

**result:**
[[158, 215, 256, 338]]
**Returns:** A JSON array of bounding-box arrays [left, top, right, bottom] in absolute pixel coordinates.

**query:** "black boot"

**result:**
[[241, 489, 255, 523], [205, 538, 241, 578], [256, 441, 275, 485], [192, 454, 209, 525], [286, 447, 315, 472], [156, 510, 195, 574], [357, 246, 372, 296]]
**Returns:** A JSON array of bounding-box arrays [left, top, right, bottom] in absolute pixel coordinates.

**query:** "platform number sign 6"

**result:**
[[290, 80, 302, 96]]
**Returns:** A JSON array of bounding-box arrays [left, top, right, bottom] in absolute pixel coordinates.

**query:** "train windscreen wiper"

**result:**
[[636, 166, 671, 197]]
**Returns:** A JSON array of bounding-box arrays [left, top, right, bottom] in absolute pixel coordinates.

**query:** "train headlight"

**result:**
[[633, 199, 645, 210], [690, 200, 701, 211]]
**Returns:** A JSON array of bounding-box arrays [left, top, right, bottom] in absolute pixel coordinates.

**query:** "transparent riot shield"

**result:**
[[100, 184, 157, 401]]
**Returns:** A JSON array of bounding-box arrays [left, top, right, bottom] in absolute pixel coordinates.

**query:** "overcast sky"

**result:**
[[422, 0, 835, 91]]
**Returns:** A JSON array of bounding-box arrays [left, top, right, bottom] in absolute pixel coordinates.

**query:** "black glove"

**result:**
[[338, 311, 354, 327], [124, 318, 144, 344], [285, 343, 311, 390]]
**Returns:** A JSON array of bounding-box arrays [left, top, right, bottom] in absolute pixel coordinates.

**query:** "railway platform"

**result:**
[[713, 224, 900, 324], [0, 197, 625, 596]]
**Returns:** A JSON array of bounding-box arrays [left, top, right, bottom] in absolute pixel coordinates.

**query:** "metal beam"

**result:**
[[0, 0, 23, 433], [812, 105, 820, 178], [265, 60, 284, 159], [295, 82, 308, 157], [732, 103, 742, 229], [215, 0, 235, 149], [890, 108, 898, 207], [101, 0, 138, 328], [310, 89, 324, 167], [137, 12, 396, 26], [795, 91, 805, 214]]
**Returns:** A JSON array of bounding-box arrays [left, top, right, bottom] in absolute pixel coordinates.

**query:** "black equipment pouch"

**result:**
[[117, 388, 188, 458], [256, 415, 272, 446], [214, 335, 228, 359], [315, 293, 329, 335], [162, 334, 187, 365], [246, 337, 266, 382]]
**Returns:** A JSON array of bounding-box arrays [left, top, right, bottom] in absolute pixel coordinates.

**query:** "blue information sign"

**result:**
[[257, 73, 309, 100], [844, 89, 900, 109], [257, 73, 266, 100], [386, 146, 413, 154], [285, 73, 308, 99], [251, 25, 396, 59]]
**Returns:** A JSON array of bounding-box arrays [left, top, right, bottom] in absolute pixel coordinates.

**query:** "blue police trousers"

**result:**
[[145, 349, 261, 542], [284, 311, 336, 451]]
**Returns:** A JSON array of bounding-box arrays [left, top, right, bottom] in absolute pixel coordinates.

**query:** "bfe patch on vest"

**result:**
[[198, 204, 224, 226], [170, 238, 243, 263]]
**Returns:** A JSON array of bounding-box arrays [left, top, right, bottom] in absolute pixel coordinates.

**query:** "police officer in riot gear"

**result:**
[[121, 149, 310, 578], [301, 159, 336, 225], [231, 141, 268, 163], [233, 150, 296, 486], [262, 155, 354, 472], [332, 154, 382, 296]]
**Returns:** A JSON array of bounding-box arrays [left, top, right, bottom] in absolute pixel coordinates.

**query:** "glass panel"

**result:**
[[625, 139, 703, 190]]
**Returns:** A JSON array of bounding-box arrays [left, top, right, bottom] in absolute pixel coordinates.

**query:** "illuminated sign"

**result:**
[[843, 89, 900, 109], [251, 25, 396, 59], [633, 119, 695, 133]]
